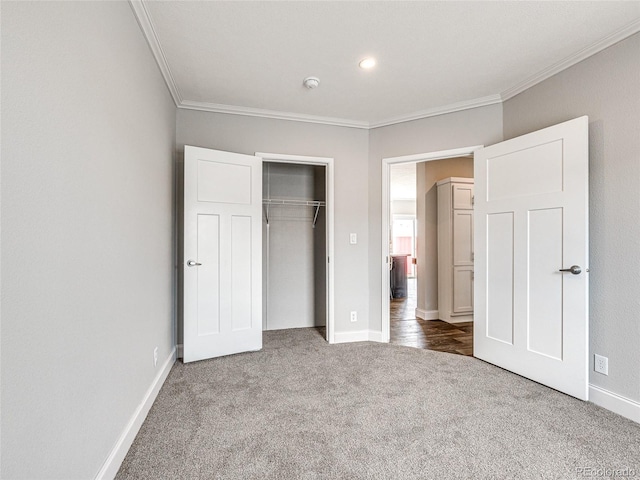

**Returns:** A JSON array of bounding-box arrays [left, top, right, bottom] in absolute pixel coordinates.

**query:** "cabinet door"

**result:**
[[453, 210, 473, 266], [453, 184, 474, 209], [453, 266, 474, 313]]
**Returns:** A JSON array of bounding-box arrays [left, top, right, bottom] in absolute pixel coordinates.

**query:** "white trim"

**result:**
[[255, 152, 334, 165], [384, 146, 481, 165], [501, 18, 640, 102], [333, 330, 385, 344], [589, 384, 640, 424], [128, 1, 182, 106], [95, 348, 176, 480], [176, 343, 183, 359], [256, 153, 336, 344], [179, 101, 368, 130], [381, 146, 483, 344], [368, 330, 384, 343], [178, 96, 501, 130], [369, 95, 502, 129], [415, 308, 439, 321], [443, 315, 473, 324]]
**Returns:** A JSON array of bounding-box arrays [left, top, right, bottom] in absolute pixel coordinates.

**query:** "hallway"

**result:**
[[390, 279, 473, 355]]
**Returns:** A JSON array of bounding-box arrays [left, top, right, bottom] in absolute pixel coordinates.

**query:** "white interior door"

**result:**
[[183, 145, 262, 363], [474, 116, 589, 400]]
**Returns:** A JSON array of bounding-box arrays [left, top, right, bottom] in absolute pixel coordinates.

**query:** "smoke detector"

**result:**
[[303, 76, 320, 89]]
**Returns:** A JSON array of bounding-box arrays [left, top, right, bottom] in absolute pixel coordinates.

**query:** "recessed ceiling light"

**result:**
[[359, 57, 376, 69]]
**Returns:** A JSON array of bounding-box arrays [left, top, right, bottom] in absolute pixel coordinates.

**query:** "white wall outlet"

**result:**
[[349, 233, 357, 244], [594, 354, 608, 375], [153, 347, 159, 367], [350, 311, 357, 322]]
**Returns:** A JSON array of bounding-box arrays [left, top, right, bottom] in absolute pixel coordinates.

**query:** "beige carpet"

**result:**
[[117, 328, 639, 479]]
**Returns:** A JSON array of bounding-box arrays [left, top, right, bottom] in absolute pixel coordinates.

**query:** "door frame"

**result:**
[[381, 145, 483, 342], [256, 152, 335, 344]]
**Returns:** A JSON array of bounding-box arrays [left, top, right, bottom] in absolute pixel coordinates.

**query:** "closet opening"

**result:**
[[259, 153, 334, 343]]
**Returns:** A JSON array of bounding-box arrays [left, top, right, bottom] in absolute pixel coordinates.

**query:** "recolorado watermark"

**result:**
[[576, 467, 637, 478]]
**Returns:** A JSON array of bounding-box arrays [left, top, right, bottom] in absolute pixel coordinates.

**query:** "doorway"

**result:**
[[382, 146, 482, 353], [257, 152, 335, 343]]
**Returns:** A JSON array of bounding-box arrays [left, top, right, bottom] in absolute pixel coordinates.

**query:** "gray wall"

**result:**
[[176, 109, 369, 338], [416, 158, 474, 315], [503, 33, 640, 403], [368, 105, 503, 332], [1, 2, 176, 479]]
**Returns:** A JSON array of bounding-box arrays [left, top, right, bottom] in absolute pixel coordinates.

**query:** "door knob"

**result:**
[[187, 260, 202, 267], [559, 265, 581, 275]]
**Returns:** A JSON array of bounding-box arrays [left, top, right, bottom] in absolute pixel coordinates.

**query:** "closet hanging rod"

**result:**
[[262, 199, 326, 228], [262, 198, 326, 207]]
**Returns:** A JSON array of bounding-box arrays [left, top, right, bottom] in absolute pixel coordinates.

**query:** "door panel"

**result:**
[[231, 215, 252, 331], [528, 208, 563, 360], [453, 266, 473, 313], [486, 212, 514, 345], [453, 184, 474, 209], [197, 214, 220, 335], [474, 116, 589, 400], [486, 140, 563, 201], [453, 211, 473, 265], [184, 146, 262, 363], [197, 160, 252, 204]]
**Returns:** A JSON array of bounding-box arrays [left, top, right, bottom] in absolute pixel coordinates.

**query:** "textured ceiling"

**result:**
[[141, 1, 640, 126]]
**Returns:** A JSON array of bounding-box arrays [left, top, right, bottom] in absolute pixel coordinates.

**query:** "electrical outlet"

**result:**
[[153, 347, 159, 367], [594, 354, 608, 375], [350, 311, 357, 322]]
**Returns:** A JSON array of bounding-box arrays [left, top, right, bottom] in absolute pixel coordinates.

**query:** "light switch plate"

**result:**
[[350, 233, 357, 244]]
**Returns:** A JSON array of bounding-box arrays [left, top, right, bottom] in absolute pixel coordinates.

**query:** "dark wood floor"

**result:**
[[390, 279, 473, 356]]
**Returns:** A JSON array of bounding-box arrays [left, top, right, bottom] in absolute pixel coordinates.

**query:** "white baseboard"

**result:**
[[367, 330, 384, 343], [415, 308, 439, 320], [176, 343, 183, 359], [589, 384, 640, 424], [332, 330, 385, 344], [444, 315, 473, 324], [95, 347, 176, 480]]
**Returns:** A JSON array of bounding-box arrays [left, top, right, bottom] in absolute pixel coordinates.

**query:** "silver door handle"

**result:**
[[559, 265, 581, 275], [187, 260, 202, 267]]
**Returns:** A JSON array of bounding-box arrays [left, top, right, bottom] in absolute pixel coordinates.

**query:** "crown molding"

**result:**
[[129, 0, 182, 106], [178, 100, 370, 129], [501, 18, 640, 102], [369, 95, 503, 129], [178, 96, 503, 130]]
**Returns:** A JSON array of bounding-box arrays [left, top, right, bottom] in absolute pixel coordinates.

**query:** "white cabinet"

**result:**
[[437, 177, 474, 323]]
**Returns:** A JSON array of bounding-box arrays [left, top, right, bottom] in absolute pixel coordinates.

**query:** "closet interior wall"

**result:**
[[263, 162, 327, 330]]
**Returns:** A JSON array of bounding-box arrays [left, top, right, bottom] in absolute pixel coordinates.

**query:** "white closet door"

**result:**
[[183, 146, 262, 363]]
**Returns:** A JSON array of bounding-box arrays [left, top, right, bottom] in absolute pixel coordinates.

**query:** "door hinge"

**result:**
[[472, 195, 475, 205]]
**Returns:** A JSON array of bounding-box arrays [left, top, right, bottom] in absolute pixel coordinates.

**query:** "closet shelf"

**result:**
[[262, 198, 326, 207], [262, 198, 326, 228]]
